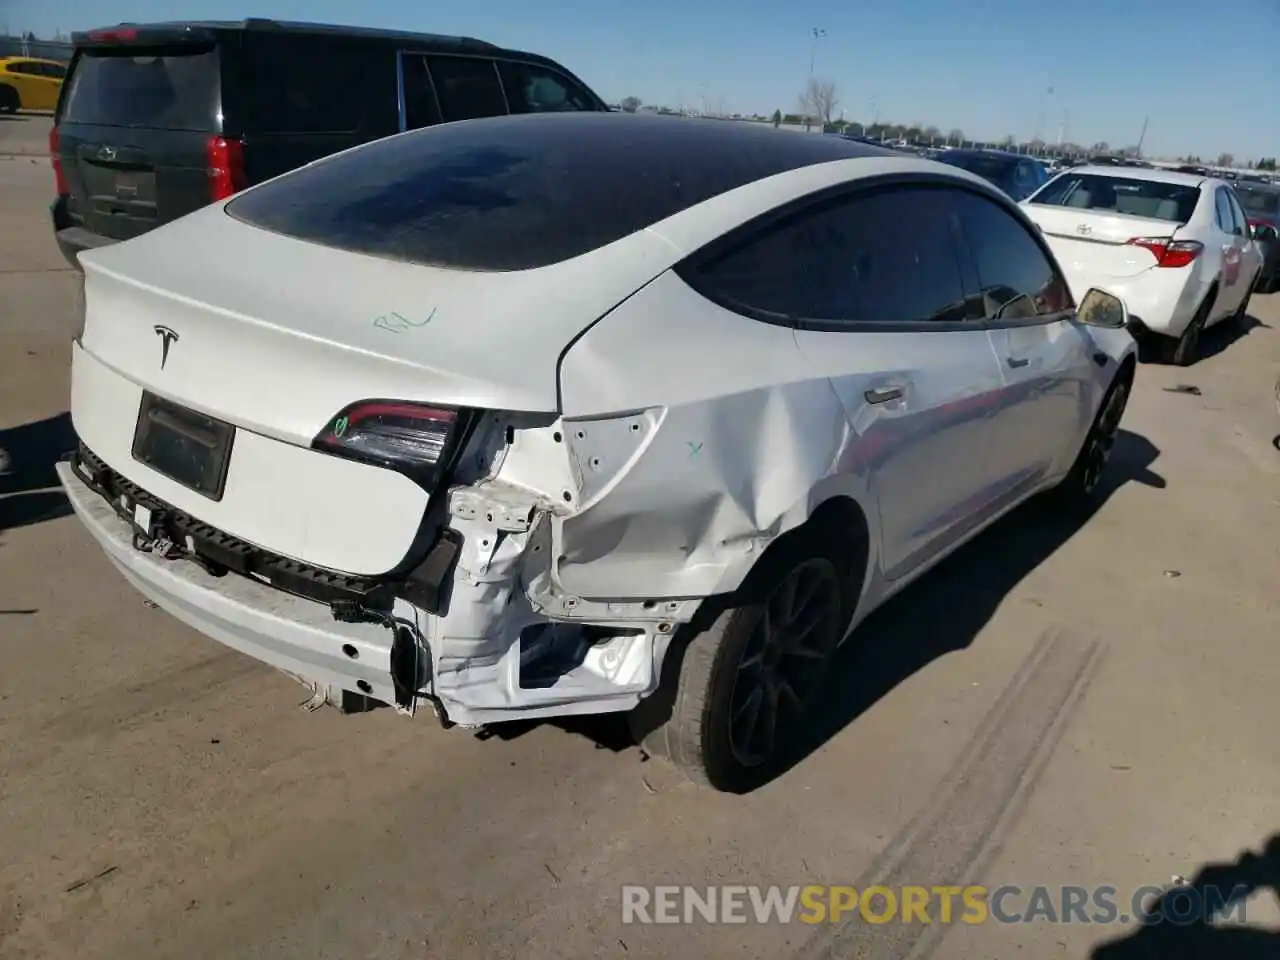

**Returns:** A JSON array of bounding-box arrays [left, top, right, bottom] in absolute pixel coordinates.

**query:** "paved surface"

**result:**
[[2, 155, 1278, 960], [0, 114, 52, 158]]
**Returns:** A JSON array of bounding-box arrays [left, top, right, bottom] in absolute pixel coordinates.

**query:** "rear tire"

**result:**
[[0, 85, 19, 113], [1168, 291, 1213, 366], [630, 541, 846, 793]]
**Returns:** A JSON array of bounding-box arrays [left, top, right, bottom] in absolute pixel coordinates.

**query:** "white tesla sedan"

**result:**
[[57, 113, 1136, 791], [1021, 166, 1265, 365]]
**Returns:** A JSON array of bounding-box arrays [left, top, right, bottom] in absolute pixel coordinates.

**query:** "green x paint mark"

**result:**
[[688, 441, 703, 457]]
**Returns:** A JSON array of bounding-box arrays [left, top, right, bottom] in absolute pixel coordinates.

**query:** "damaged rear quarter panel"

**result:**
[[553, 269, 879, 601]]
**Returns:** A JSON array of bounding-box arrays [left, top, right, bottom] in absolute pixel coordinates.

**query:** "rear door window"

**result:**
[[497, 61, 597, 113], [400, 53, 443, 130], [243, 35, 374, 133], [60, 48, 221, 130], [692, 185, 973, 326], [426, 56, 507, 121]]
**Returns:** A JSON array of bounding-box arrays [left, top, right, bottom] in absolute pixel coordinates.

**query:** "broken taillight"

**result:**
[[1126, 237, 1203, 269], [312, 401, 471, 490]]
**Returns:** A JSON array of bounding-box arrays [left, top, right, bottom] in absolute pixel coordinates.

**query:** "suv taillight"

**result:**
[[50, 126, 68, 196], [1127, 237, 1203, 269], [312, 401, 472, 490], [206, 136, 246, 201]]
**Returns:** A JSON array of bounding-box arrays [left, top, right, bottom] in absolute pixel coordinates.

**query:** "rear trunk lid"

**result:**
[[1022, 172, 1203, 282], [75, 198, 681, 440], [57, 29, 226, 242], [1023, 204, 1189, 280]]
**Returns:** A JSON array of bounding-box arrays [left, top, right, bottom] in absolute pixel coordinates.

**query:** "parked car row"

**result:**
[[41, 18, 1261, 792]]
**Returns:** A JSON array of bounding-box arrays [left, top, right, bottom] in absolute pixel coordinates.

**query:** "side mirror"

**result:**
[[1253, 224, 1278, 243], [1077, 287, 1128, 329]]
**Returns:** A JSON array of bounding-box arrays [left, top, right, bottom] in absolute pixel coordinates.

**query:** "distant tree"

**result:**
[[1258, 157, 1276, 171], [923, 125, 941, 143], [797, 77, 839, 125], [1091, 141, 1110, 154], [783, 113, 803, 125], [904, 125, 923, 142], [947, 128, 965, 146], [1216, 152, 1234, 168], [771, 109, 782, 128], [1001, 134, 1016, 148], [619, 96, 642, 113], [1029, 137, 1046, 152]]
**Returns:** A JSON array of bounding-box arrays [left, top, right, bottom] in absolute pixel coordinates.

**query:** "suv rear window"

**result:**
[[61, 48, 220, 130], [226, 112, 881, 272], [1028, 173, 1200, 223]]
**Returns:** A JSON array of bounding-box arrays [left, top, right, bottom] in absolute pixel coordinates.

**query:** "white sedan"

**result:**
[[1021, 166, 1265, 365], [57, 113, 1136, 792]]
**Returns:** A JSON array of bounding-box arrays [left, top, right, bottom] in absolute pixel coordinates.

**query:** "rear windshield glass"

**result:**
[[1028, 174, 1200, 222], [61, 48, 220, 130], [1234, 187, 1280, 218], [226, 112, 888, 272], [940, 154, 1015, 183]]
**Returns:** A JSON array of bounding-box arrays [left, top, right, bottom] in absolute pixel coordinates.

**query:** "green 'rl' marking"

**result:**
[[334, 416, 349, 438]]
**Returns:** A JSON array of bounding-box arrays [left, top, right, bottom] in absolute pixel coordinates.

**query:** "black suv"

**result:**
[[49, 19, 609, 268]]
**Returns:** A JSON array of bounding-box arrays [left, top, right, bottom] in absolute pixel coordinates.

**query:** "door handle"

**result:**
[[1006, 357, 1030, 369], [864, 386, 905, 404]]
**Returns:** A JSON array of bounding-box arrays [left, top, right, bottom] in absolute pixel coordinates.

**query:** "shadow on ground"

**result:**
[[1090, 833, 1280, 959], [488, 428, 1166, 784], [0, 411, 76, 533], [1138, 312, 1271, 365]]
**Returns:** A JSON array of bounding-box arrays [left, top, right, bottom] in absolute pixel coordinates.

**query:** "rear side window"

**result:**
[[1029, 173, 1200, 223], [953, 191, 1072, 319], [61, 49, 221, 130], [244, 35, 375, 134], [692, 186, 971, 326], [427, 56, 507, 121], [498, 61, 596, 113]]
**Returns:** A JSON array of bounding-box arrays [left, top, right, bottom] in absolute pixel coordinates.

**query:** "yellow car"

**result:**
[[0, 56, 67, 113]]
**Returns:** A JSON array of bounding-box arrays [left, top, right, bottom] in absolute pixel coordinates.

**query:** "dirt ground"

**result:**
[[2, 151, 1278, 960]]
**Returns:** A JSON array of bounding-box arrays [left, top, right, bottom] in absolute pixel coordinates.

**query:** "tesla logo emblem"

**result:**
[[153, 325, 179, 369], [1075, 224, 1093, 236], [98, 145, 117, 161]]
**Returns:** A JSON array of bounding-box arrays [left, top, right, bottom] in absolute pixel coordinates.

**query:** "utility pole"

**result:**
[[808, 27, 827, 80], [1135, 116, 1149, 158]]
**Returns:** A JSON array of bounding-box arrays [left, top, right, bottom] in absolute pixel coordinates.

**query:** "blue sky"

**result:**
[[4, 0, 1277, 160]]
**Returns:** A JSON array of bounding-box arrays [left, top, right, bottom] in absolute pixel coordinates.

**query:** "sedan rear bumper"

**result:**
[[50, 197, 115, 270], [56, 459, 404, 706]]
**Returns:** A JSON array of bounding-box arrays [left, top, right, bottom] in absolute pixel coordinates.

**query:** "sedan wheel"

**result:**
[[1079, 377, 1130, 495], [1048, 372, 1132, 507], [1169, 294, 1212, 367], [630, 548, 844, 792], [726, 559, 840, 769]]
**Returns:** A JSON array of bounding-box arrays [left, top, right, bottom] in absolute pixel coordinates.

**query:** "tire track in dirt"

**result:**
[[797, 627, 1105, 960]]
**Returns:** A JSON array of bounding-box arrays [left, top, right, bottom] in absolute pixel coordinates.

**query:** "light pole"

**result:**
[[809, 27, 827, 80]]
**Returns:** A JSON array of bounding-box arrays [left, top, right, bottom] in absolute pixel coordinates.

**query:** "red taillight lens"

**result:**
[[50, 126, 68, 196], [206, 136, 246, 201], [88, 28, 139, 42], [1127, 237, 1203, 269], [313, 401, 467, 489]]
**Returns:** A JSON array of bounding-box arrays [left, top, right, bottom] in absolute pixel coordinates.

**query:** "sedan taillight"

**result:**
[[1126, 237, 1203, 269], [312, 401, 472, 490]]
